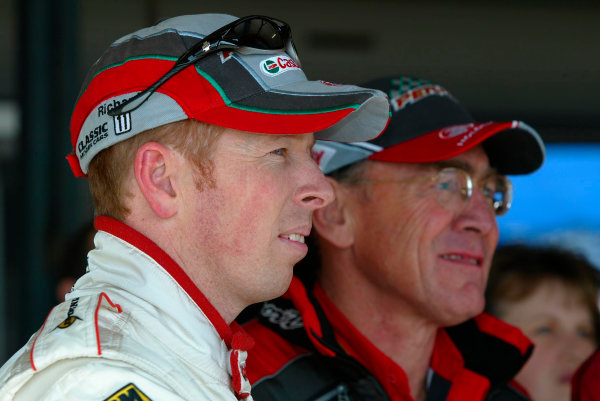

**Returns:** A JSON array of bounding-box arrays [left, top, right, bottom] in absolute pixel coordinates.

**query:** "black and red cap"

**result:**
[[313, 76, 545, 175]]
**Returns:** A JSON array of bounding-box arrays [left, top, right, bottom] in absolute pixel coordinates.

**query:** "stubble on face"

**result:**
[[179, 129, 324, 313]]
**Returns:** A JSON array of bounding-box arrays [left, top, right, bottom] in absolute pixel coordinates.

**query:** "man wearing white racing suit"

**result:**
[[0, 13, 390, 400]]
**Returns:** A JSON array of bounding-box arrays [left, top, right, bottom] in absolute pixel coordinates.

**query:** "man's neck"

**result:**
[[123, 213, 244, 324], [319, 263, 438, 401]]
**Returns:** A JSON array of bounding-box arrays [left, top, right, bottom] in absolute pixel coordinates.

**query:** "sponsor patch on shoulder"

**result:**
[[104, 383, 153, 401], [55, 298, 82, 330]]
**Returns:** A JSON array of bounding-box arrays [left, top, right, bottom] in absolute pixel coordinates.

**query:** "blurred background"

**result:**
[[0, 0, 599, 364]]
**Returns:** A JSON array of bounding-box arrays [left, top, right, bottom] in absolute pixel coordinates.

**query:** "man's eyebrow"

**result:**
[[431, 160, 473, 172], [430, 160, 498, 176]]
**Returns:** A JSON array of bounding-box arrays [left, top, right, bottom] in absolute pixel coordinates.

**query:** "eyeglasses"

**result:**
[[350, 167, 513, 216], [108, 15, 299, 117]]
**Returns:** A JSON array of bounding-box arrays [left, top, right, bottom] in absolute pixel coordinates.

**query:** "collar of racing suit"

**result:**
[[271, 276, 533, 391], [90, 216, 254, 399]]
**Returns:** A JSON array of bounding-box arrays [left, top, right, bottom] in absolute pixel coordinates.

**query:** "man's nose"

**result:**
[[455, 186, 497, 234], [295, 159, 335, 210]]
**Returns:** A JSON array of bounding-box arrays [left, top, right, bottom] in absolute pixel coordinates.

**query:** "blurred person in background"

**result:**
[[486, 244, 600, 401], [244, 76, 546, 401], [0, 13, 390, 400], [52, 221, 95, 302]]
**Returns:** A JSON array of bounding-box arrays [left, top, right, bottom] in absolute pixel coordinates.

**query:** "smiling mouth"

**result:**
[[440, 254, 481, 266], [280, 234, 305, 244]]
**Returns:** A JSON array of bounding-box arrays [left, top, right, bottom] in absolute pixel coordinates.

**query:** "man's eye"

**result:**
[[480, 181, 499, 200], [438, 179, 458, 192], [270, 148, 285, 156], [481, 185, 494, 198]]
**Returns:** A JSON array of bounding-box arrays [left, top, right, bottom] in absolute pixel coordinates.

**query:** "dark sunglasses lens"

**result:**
[[224, 18, 287, 49]]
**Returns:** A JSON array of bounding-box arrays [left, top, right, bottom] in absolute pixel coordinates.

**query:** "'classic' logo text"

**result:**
[[78, 123, 108, 159]]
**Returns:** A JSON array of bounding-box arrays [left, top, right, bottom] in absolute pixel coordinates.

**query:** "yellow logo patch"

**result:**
[[57, 315, 81, 329], [104, 383, 153, 401]]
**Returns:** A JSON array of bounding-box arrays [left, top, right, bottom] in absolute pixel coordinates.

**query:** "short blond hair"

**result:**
[[87, 119, 223, 220]]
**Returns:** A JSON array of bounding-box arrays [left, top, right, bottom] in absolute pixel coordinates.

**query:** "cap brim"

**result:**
[[369, 121, 545, 175], [187, 79, 391, 142], [72, 57, 391, 147]]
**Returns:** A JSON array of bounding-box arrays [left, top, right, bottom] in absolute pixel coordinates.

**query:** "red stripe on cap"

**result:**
[[71, 59, 177, 146], [194, 106, 354, 135], [369, 121, 515, 164], [71, 58, 359, 146], [66, 153, 86, 178]]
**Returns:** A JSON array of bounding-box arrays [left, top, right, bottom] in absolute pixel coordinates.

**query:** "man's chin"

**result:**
[[255, 267, 295, 302], [436, 298, 485, 326]]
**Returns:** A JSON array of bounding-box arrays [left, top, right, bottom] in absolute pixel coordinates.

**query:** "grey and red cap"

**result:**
[[68, 14, 391, 177], [313, 76, 545, 175]]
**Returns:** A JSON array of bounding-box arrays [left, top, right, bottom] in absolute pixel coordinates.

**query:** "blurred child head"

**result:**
[[486, 244, 600, 401]]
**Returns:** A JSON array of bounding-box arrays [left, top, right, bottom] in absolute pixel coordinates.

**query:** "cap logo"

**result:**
[[439, 123, 475, 139], [439, 122, 493, 147], [77, 122, 109, 159], [260, 56, 300, 76], [97, 98, 129, 117], [311, 142, 338, 172], [390, 84, 450, 112], [311, 148, 327, 166], [220, 51, 233, 63], [113, 113, 132, 135]]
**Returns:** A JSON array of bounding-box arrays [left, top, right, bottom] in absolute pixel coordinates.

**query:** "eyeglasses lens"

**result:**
[[483, 175, 512, 216], [435, 168, 512, 216], [435, 168, 472, 213]]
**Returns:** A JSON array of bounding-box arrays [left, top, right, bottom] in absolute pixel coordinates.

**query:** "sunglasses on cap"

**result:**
[[108, 15, 299, 117]]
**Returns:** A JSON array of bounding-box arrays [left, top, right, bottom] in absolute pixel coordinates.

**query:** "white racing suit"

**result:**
[[0, 216, 253, 401]]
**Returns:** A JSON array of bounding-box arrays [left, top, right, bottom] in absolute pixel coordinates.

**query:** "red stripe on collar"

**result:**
[[94, 216, 233, 347]]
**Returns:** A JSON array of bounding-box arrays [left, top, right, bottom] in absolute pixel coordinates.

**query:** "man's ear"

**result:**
[[313, 177, 354, 249], [134, 142, 179, 218]]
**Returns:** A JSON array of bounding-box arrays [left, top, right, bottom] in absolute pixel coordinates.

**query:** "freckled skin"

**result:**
[[175, 129, 334, 313]]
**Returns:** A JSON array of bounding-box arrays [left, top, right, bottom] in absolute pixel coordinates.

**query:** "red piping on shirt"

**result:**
[[474, 314, 532, 356], [94, 216, 234, 347], [286, 277, 335, 357], [95, 292, 123, 355], [30, 306, 55, 371]]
